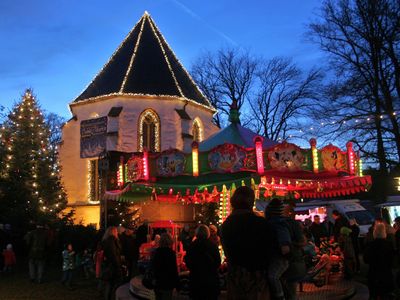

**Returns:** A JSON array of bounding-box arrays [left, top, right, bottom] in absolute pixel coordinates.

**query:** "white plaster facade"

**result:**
[[59, 94, 218, 222]]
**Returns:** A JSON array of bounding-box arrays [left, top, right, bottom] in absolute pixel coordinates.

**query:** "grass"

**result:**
[[0, 258, 103, 300]]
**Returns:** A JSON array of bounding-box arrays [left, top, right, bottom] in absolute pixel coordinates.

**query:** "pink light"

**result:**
[[346, 142, 355, 175], [254, 136, 264, 175], [143, 151, 149, 180]]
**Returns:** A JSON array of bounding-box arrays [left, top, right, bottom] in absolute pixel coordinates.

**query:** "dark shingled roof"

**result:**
[[73, 12, 213, 108]]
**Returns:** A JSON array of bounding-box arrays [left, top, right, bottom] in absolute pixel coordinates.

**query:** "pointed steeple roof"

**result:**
[[72, 12, 213, 109]]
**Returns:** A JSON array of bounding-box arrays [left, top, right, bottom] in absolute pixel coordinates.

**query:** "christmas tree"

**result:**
[[0, 89, 67, 227]]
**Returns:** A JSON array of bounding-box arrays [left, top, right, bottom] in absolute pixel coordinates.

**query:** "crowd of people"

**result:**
[[3, 191, 400, 300]]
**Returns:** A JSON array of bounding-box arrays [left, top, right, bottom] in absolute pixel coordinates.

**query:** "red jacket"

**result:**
[[3, 249, 16, 266]]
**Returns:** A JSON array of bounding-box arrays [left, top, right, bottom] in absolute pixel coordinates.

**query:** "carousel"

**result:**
[[104, 104, 372, 225]]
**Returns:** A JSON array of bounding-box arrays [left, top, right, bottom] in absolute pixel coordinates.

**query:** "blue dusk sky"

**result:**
[[0, 0, 324, 119]]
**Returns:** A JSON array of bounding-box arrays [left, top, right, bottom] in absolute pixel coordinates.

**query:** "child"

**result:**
[[82, 248, 94, 279], [61, 243, 75, 289], [3, 244, 16, 272]]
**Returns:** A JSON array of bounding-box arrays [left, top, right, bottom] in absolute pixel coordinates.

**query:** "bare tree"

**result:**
[[191, 48, 258, 127], [248, 57, 322, 141], [309, 0, 400, 171]]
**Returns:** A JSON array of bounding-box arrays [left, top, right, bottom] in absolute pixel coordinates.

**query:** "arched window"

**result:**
[[192, 118, 203, 142], [138, 109, 160, 152]]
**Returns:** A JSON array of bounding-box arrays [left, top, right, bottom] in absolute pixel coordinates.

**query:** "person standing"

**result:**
[[339, 227, 356, 279], [151, 233, 180, 300], [264, 198, 292, 300], [61, 243, 75, 289], [282, 205, 306, 300], [364, 223, 395, 299], [178, 224, 192, 252], [2, 243, 16, 272], [310, 215, 328, 247], [24, 224, 48, 283], [208, 225, 220, 247], [102, 226, 123, 300], [349, 219, 360, 273], [136, 220, 149, 248], [332, 210, 350, 242], [119, 227, 138, 279], [185, 225, 221, 300], [221, 186, 270, 300]]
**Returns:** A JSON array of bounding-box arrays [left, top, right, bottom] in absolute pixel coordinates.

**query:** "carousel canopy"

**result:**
[[199, 103, 276, 151], [108, 103, 372, 202], [199, 122, 277, 151], [73, 12, 212, 108]]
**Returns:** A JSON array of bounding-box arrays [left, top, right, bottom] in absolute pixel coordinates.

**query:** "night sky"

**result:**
[[0, 0, 323, 119]]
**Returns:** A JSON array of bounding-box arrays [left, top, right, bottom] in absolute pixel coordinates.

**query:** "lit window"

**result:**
[[138, 109, 160, 152], [89, 112, 99, 118], [192, 118, 203, 142]]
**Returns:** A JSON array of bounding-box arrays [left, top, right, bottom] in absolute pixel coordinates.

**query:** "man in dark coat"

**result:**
[[221, 186, 270, 299], [24, 224, 48, 283], [119, 227, 139, 279], [136, 220, 148, 248], [185, 225, 221, 300], [310, 215, 328, 247], [332, 210, 350, 242], [364, 223, 395, 299], [102, 226, 123, 300], [151, 233, 180, 299]]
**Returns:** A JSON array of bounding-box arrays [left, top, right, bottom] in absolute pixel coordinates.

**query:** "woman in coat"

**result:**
[[364, 222, 395, 299], [151, 233, 180, 300], [185, 225, 221, 300]]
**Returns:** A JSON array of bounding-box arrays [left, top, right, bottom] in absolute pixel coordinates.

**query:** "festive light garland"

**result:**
[[192, 118, 203, 142], [309, 138, 319, 173], [1, 90, 66, 212], [218, 185, 230, 225], [347, 142, 355, 175], [138, 109, 160, 152], [70, 12, 216, 111], [147, 16, 184, 97], [146, 13, 214, 109], [192, 142, 199, 177], [143, 150, 149, 180], [120, 15, 146, 93], [254, 136, 264, 175]]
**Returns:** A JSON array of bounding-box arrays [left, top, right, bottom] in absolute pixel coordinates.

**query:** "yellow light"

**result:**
[[309, 138, 318, 173], [312, 148, 319, 173], [192, 142, 199, 177], [359, 159, 363, 176]]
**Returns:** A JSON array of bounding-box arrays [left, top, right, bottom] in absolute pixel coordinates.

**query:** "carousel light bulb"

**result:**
[[254, 137, 264, 175], [192, 142, 199, 177]]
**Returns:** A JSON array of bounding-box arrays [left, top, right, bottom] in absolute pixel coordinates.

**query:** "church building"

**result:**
[[59, 12, 218, 227]]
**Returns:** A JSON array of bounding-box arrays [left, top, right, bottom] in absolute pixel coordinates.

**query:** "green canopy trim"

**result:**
[[127, 172, 261, 196], [118, 190, 152, 203]]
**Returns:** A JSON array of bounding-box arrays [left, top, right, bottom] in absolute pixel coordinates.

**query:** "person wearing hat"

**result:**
[[220, 186, 270, 299], [339, 226, 355, 279], [265, 198, 292, 300]]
